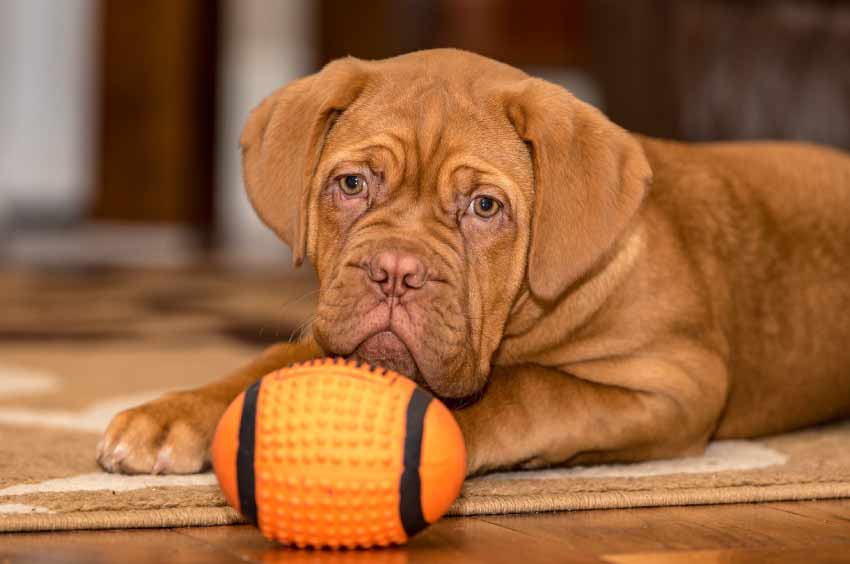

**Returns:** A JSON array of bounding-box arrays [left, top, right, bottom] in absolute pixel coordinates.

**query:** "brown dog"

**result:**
[[97, 49, 850, 476]]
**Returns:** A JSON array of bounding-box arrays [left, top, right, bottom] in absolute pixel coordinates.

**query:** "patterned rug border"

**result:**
[[3, 481, 850, 533], [447, 481, 850, 515], [0, 507, 244, 533]]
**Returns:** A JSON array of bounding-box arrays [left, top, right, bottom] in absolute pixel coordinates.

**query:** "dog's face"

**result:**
[[241, 49, 651, 400], [308, 78, 534, 398]]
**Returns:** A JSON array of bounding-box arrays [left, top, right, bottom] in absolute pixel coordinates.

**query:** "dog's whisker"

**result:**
[[278, 289, 320, 311], [290, 314, 317, 343]]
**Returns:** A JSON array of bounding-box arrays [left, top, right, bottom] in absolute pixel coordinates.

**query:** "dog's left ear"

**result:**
[[505, 78, 652, 301], [240, 57, 369, 266]]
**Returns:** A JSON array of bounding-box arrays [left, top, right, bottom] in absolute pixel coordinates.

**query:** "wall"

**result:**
[[215, 0, 315, 264], [0, 0, 97, 224]]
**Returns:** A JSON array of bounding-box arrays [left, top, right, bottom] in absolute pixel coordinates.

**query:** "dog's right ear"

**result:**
[[240, 58, 369, 266]]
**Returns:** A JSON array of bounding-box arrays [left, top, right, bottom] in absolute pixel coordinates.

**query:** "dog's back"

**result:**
[[641, 137, 850, 437]]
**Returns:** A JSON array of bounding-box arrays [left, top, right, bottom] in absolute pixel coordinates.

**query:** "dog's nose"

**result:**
[[368, 251, 427, 297]]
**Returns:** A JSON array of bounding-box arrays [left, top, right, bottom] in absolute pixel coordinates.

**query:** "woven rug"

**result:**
[[2, 266, 850, 533]]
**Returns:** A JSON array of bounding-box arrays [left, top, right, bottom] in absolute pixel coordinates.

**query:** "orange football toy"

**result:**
[[212, 358, 466, 549]]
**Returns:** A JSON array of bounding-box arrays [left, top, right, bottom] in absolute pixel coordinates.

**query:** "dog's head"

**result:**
[[241, 49, 650, 400]]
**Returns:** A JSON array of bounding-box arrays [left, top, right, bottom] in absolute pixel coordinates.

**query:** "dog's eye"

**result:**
[[338, 174, 367, 196], [470, 196, 501, 219]]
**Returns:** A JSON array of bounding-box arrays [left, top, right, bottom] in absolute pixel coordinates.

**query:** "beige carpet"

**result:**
[[2, 266, 850, 532]]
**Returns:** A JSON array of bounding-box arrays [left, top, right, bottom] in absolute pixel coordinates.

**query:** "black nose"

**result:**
[[368, 251, 427, 298]]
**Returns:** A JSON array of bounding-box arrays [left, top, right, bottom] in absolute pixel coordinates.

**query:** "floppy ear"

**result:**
[[505, 78, 652, 301], [240, 58, 369, 266]]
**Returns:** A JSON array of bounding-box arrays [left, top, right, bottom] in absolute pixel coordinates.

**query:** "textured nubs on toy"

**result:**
[[212, 358, 467, 549]]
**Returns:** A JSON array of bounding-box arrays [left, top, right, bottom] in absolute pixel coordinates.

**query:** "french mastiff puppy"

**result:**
[[98, 49, 850, 476]]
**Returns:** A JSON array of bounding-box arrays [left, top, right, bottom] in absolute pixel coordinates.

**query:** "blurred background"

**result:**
[[1, 0, 849, 270]]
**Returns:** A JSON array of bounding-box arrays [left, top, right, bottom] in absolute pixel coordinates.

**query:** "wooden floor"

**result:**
[[3, 500, 850, 563]]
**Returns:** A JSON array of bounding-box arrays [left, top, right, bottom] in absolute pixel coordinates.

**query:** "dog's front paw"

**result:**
[[97, 392, 227, 474]]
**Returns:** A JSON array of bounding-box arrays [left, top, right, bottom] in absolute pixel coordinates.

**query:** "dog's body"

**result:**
[[98, 50, 850, 476]]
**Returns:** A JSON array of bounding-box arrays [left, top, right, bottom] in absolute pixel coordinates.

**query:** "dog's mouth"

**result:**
[[347, 330, 486, 408], [349, 330, 421, 380]]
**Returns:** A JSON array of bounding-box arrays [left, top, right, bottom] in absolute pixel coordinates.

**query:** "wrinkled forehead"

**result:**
[[321, 76, 533, 197]]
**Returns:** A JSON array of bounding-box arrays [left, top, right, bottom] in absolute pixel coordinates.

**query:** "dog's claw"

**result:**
[[152, 447, 172, 475]]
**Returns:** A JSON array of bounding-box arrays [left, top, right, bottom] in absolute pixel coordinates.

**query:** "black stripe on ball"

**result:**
[[399, 387, 433, 537], [237, 380, 261, 524]]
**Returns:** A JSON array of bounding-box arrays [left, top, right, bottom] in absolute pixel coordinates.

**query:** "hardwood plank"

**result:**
[[0, 528, 245, 564], [401, 517, 603, 564], [766, 499, 850, 524], [603, 545, 850, 564], [480, 501, 850, 554], [177, 518, 605, 564], [173, 525, 276, 563]]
